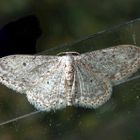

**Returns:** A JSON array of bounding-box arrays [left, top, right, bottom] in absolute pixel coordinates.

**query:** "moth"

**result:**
[[0, 45, 140, 111]]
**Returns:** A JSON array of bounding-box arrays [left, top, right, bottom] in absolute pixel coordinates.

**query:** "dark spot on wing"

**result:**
[[112, 54, 115, 58], [23, 62, 26, 66]]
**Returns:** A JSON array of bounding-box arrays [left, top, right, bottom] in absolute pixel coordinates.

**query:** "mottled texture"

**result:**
[[80, 45, 140, 85], [0, 45, 140, 111]]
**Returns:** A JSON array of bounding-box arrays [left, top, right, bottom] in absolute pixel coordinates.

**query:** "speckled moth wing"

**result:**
[[25, 62, 68, 111], [72, 59, 112, 108], [0, 55, 68, 111], [0, 55, 59, 93], [80, 45, 140, 85]]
